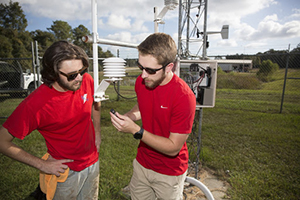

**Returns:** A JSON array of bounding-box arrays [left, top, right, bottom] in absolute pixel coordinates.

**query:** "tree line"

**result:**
[[1, 1, 299, 71], [0, 1, 114, 59], [225, 47, 300, 70]]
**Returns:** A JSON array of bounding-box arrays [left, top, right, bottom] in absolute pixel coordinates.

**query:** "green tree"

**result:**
[[256, 59, 279, 82], [30, 30, 55, 53], [72, 24, 114, 59], [72, 25, 93, 56], [0, 35, 13, 58], [99, 47, 113, 58], [289, 45, 300, 69], [11, 34, 29, 57], [47, 20, 73, 41], [125, 58, 137, 67], [0, 0, 27, 32], [0, 1, 31, 57], [73, 25, 90, 45], [0, 1, 114, 60], [251, 56, 261, 68]]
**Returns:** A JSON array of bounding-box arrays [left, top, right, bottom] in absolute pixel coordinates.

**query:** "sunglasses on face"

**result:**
[[136, 61, 168, 75], [59, 66, 88, 81]]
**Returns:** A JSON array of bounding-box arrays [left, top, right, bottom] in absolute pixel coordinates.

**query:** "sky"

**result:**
[[3, 0, 300, 58]]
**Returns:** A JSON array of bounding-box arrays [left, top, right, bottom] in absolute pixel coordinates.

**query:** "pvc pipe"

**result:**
[[185, 176, 215, 200]]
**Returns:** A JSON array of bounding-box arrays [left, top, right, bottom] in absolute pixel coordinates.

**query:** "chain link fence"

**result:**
[[1, 53, 299, 177], [1, 52, 299, 116], [182, 51, 300, 177], [0, 58, 39, 116]]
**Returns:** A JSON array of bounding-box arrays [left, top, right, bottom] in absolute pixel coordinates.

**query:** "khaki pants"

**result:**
[[129, 159, 187, 200]]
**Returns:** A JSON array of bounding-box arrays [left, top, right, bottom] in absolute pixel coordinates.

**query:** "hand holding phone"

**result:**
[[110, 108, 117, 116], [110, 108, 121, 120]]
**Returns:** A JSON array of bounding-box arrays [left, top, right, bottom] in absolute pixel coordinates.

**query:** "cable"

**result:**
[[113, 82, 137, 100]]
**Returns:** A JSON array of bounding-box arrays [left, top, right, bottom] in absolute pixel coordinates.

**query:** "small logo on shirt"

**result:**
[[161, 105, 168, 109], [82, 94, 88, 104]]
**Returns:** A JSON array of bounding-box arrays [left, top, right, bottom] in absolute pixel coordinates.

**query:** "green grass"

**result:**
[[200, 108, 300, 199], [0, 68, 299, 199]]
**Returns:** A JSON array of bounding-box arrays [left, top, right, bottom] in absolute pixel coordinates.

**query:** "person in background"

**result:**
[[0, 40, 101, 200], [110, 33, 196, 200]]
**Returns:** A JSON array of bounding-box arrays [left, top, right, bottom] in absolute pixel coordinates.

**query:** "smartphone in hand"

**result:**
[[110, 108, 117, 116]]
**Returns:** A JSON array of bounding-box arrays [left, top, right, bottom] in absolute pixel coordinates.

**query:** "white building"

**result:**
[[215, 59, 253, 72]]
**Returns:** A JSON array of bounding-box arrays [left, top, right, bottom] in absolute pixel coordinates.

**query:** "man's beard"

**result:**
[[144, 73, 166, 89], [57, 77, 82, 91]]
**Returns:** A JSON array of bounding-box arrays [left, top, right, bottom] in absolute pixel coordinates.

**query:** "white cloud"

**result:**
[[131, 20, 149, 32], [105, 31, 150, 45], [234, 23, 256, 41], [217, 39, 238, 47], [288, 8, 300, 19], [21, 0, 91, 21], [284, 21, 300, 36], [2, 0, 300, 55], [209, 0, 277, 17], [245, 42, 268, 48], [204, 0, 300, 50], [251, 15, 300, 39], [105, 15, 149, 32], [262, 14, 278, 22], [107, 14, 132, 29]]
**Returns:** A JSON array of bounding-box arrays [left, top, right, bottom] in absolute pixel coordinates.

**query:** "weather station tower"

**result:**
[[177, 0, 229, 59]]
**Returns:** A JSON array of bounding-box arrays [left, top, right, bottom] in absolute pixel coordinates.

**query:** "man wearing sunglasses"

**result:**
[[0, 41, 101, 199], [110, 33, 196, 200]]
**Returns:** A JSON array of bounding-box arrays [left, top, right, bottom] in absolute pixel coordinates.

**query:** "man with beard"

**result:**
[[0, 41, 101, 200], [110, 33, 196, 200]]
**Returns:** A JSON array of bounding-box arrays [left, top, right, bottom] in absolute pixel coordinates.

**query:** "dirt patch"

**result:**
[[184, 167, 231, 199]]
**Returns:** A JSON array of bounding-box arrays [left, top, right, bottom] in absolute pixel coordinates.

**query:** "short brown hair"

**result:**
[[137, 33, 177, 66]]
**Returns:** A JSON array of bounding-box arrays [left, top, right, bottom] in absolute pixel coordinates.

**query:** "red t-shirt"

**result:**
[[3, 73, 98, 171], [135, 74, 196, 176]]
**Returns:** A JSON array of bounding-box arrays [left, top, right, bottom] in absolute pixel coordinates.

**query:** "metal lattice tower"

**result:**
[[178, 0, 208, 59], [177, 0, 209, 179]]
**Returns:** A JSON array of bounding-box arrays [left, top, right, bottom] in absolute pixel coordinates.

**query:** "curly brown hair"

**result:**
[[41, 40, 89, 86]]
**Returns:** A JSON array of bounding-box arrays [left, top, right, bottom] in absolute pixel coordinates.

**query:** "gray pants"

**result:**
[[53, 160, 99, 200]]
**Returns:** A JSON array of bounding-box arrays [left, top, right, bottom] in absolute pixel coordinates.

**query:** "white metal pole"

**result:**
[[92, 0, 99, 100], [177, 0, 182, 57], [202, 0, 208, 58], [35, 41, 41, 87], [154, 7, 159, 33], [186, 0, 190, 55]]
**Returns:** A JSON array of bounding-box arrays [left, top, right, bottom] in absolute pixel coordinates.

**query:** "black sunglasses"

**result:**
[[136, 61, 168, 75], [59, 66, 88, 81]]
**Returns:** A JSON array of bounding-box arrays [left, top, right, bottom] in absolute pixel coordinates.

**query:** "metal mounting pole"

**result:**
[[92, 0, 99, 99], [154, 7, 159, 33], [177, 0, 182, 57], [195, 108, 203, 178], [31, 41, 37, 88], [186, 0, 190, 56], [280, 44, 290, 113], [35, 41, 41, 87], [202, 0, 208, 59], [195, 0, 207, 178]]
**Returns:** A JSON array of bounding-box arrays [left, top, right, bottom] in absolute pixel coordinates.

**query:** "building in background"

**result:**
[[215, 59, 253, 72]]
